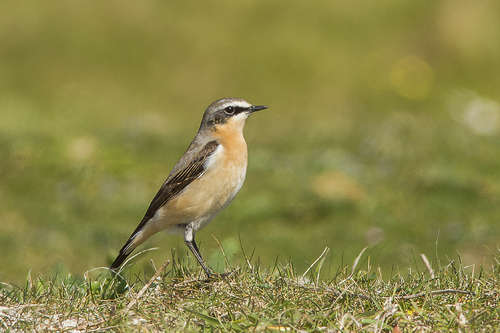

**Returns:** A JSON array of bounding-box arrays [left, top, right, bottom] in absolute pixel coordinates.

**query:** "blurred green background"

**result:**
[[1, 1, 499, 283]]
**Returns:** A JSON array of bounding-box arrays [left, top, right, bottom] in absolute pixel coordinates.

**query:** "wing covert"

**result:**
[[131, 140, 219, 233]]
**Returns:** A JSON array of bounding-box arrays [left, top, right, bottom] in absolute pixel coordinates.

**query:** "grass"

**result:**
[[1, 248, 498, 331]]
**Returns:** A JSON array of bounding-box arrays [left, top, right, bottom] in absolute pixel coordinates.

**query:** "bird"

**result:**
[[109, 97, 268, 277]]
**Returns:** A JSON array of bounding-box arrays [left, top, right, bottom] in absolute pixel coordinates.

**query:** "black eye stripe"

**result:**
[[224, 106, 247, 115]]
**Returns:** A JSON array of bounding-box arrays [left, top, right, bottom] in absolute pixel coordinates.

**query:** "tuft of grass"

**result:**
[[1, 250, 498, 331]]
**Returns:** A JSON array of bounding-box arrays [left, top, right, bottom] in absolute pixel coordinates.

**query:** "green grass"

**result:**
[[0, 0, 499, 289], [1, 249, 498, 331]]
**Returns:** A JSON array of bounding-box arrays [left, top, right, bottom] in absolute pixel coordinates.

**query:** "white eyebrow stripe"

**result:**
[[220, 100, 251, 109]]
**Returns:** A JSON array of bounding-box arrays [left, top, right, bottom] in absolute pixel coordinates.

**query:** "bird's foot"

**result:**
[[204, 268, 239, 281]]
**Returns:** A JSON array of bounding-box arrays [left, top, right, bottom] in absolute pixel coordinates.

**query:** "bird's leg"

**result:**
[[184, 225, 214, 278]]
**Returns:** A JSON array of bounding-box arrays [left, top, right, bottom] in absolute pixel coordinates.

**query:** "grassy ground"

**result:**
[[1, 250, 498, 331]]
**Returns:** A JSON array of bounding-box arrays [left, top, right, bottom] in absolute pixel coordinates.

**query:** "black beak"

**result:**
[[249, 105, 268, 113]]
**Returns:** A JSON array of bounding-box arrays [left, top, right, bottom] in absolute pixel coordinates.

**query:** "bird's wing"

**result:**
[[137, 139, 219, 231], [110, 140, 219, 270]]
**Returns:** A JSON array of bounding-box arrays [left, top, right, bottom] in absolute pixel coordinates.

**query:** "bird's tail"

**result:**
[[110, 227, 150, 271], [109, 237, 136, 271]]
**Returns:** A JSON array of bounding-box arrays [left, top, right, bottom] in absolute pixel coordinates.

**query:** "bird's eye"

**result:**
[[224, 106, 235, 115]]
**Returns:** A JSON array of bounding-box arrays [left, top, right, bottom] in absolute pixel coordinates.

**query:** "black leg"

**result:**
[[185, 238, 214, 277], [184, 225, 213, 277]]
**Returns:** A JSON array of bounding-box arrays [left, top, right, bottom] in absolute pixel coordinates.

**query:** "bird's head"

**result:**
[[200, 98, 268, 133]]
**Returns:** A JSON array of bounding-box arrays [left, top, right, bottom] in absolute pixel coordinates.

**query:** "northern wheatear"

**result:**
[[110, 98, 268, 277]]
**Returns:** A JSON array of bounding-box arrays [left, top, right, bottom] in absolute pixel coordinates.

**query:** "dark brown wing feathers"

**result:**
[[142, 140, 219, 222], [110, 140, 219, 270]]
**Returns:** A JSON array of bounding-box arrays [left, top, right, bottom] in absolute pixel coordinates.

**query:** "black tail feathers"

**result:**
[[110, 239, 134, 271]]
